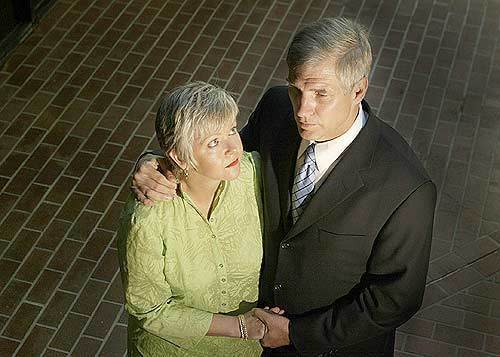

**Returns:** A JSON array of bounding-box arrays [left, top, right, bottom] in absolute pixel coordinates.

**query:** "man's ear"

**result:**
[[353, 76, 368, 104], [168, 150, 187, 170]]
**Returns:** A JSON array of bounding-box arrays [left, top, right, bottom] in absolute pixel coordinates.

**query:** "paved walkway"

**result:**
[[0, 0, 499, 356]]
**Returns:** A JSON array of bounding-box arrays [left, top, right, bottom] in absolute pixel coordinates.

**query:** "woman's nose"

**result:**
[[226, 143, 238, 153], [225, 138, 241, 154]]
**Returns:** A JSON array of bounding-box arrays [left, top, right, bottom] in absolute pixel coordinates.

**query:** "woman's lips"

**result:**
[[226, 158, 240, 167]]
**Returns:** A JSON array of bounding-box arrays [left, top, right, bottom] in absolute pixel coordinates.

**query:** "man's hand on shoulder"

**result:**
[[131, 154, 177, 205]]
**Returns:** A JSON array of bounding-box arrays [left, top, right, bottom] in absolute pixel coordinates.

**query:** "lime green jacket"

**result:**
[[117, 152, 263, 356]]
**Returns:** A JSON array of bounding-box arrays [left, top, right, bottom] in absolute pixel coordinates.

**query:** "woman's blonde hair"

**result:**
[[155, 81, 239, 174]]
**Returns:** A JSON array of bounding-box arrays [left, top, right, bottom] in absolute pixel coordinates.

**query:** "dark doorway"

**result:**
[[0, 0, 54, 65]]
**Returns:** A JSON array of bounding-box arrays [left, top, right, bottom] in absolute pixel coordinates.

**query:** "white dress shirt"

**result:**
[[294, 103, 367, 189]]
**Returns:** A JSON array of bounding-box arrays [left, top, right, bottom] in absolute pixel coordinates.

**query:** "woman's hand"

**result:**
[[243, 309, 267, 340]]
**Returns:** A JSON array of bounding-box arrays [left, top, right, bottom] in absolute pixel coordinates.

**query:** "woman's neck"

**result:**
[[180, 175, 221, 219]]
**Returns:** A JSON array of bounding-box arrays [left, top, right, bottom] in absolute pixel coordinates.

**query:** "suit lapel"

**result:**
[[283, 100, 380, 241], [284, 157, 365, 240]]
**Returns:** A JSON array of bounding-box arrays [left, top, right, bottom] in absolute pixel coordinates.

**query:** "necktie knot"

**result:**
[[303, 143, 317, 170], [291, 143, 318, 223]]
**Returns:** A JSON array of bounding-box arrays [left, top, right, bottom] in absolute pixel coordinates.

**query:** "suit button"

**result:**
[[280, 242, 290, 249], [274, 283, 282, 290]]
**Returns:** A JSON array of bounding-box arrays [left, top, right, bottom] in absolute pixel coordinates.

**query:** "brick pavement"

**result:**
[[0, 0, 499, 356]]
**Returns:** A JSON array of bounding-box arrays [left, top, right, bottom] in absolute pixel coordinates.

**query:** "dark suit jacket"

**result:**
[[240, 86, 437, 356]]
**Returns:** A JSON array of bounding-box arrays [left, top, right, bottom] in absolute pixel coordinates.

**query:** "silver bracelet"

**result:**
[[237, 314, 248, 340]]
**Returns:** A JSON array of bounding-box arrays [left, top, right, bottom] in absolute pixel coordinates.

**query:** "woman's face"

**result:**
[[189, 120, 243, 184]]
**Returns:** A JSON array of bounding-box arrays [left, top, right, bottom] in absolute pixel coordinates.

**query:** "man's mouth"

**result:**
[[298, 122, 316, 129]]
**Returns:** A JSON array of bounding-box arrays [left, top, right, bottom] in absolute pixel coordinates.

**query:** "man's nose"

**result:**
[[296, 95, 314, 118]]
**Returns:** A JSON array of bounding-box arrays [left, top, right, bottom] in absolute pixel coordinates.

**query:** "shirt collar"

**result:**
[[297, 103, 367, 173]]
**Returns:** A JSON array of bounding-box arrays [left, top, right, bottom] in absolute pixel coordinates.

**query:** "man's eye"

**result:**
[[208, 139, 219, 148]]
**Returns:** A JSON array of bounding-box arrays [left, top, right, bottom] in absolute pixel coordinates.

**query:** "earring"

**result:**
[[182, 168, 189, 180]]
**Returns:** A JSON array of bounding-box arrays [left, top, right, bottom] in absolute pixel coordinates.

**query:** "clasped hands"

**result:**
[[244, 307, 290, 348]]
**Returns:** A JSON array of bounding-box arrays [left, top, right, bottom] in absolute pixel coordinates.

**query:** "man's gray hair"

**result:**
[[286, 17, 372, 94], [155, 81, 238, 173]]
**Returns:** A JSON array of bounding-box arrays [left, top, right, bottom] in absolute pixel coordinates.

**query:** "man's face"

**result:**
[[287, 60, 366, 141]]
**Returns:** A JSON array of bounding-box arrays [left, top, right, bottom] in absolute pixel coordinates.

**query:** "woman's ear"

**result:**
[[168, 149, 188, 170]]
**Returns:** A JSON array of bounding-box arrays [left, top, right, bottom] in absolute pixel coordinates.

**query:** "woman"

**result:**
[[117, 81, 268, 356]]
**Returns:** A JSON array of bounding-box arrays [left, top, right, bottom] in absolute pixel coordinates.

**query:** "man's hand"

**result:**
[[254, 308, 290, 348], [131, 155, 177, 205]]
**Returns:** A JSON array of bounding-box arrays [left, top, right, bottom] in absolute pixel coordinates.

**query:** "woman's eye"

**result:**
[[208, 139, 219, 148], [229, 127, 238, 135]]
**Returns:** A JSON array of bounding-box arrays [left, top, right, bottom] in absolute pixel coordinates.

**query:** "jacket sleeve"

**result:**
[[240, 85, 291, 152], [239, 98, 264, 152], [289, 180, 437, 354], [117, 200, 213, 349]]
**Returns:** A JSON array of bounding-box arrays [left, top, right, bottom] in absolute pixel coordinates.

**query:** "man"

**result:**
[[132, 17, 437, 356]]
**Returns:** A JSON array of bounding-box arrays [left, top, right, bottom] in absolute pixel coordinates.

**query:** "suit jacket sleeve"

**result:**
[[240, 88, 275, 152], [289, 180, 437, 353], [240, 117, 258, 152]]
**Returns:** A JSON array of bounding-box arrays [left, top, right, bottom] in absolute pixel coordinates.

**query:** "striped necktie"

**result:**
[[291, 143, 318, 223]]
